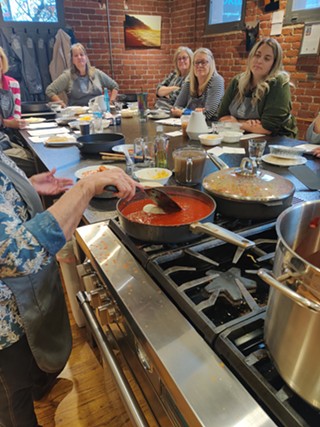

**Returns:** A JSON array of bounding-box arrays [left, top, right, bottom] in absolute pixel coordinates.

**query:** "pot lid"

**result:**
[[203, 167, 295, 202]]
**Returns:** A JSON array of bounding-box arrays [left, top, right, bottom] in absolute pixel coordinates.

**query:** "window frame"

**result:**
[[0, 0, 64, 29], [284, 0, 320, 25], [205, 0, 246, 35]]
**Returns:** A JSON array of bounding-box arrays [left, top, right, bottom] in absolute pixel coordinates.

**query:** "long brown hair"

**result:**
[[237, 37, 290, 105]]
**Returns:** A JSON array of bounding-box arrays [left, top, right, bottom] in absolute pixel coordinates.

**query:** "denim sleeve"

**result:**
[[25, 211, 66, 256]]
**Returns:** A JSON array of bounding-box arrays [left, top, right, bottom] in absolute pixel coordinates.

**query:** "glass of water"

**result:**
[[248, 139, 267, 171]]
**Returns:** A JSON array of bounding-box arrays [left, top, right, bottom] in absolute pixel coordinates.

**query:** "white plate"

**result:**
[[262, 154, 307, 167], [65, 106, 89, 115], [24, 117, 46, 124], [74, 164, 116, 179], [112, 144, 134, 155], [147, 111, 170, 120]]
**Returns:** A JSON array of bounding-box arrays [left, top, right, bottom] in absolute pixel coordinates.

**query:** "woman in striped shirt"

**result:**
[[0, 47, 26, 130], [0, 47, 36, 176], [172, 47, 224, 122]]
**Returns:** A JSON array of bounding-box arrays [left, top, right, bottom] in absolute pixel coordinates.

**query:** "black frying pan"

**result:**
[[76, 133, 125, 154], [46, 133, 125, 153]]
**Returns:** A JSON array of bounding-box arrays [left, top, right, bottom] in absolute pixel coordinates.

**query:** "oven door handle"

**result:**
[[77, 291, 149, 427]]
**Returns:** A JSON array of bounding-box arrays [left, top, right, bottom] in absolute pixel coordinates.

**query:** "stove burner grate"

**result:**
[[147, 224, 277, 344]]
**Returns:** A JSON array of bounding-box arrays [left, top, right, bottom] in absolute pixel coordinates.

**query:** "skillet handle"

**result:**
[[190, 222, 256, 249]]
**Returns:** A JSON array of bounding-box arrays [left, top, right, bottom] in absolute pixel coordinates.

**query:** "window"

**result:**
[[284, 0, 320, 25], [0, 0, 64, 25], [206, 0, 246, 35]]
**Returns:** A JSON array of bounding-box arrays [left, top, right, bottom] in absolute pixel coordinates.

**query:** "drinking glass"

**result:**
[[248, 139, 267, 171], [132, 138, 153, 173], [137, 93, 148, 122]]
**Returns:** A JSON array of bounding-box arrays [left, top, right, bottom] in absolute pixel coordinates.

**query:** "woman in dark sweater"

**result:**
[[218, 37, 297, 138]]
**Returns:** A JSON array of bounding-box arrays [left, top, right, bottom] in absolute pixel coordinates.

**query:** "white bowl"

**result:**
[[199, 134, 223, 147], [221, 121, 243, 132], [220, 131, 243, 143], [134, 168, 172, 185]]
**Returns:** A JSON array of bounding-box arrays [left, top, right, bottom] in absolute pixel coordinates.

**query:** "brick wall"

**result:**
[[64, 0, 319, 139]]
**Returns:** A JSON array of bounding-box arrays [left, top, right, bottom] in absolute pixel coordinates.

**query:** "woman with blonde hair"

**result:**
[[46, 43, 119, 107], [0, 47, 25, 129], [155, 46, 193, 110], [218, 37, 297, 137], [172, 47, 224, 121]]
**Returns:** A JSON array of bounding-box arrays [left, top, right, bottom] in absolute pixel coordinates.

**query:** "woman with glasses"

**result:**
[[218, 37, 297, 137], [172, 47, 224, 121], [155, 46, 193, 110], [46, 43, 119, 108]]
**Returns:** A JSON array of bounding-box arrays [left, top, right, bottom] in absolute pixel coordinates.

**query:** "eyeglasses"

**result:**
[[194, 60, 209, 67], [177, 56, 189, 62]]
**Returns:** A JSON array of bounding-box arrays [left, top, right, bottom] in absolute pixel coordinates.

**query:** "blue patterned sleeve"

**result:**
[[0, 173, 66, 277]]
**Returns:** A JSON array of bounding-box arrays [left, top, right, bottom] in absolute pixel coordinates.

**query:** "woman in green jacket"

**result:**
[[218, 37, 297, 138]]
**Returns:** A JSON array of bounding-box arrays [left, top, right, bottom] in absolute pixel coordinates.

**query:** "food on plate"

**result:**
[[80, 165, 109, 177], [121, 109, 134, 118], [121, 194, 212, 226], [46, 135, 71, 143], [25, 117, 46, 124], [79, 115, 93, 121]]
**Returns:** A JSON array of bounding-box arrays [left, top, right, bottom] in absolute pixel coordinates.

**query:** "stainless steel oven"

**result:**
[[74, 214, 320, 427], [74, 220, 276, 427]]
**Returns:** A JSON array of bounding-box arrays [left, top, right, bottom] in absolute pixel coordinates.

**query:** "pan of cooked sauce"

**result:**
[[120, 194, 213, 226], [117, 186, 225, 244], [117, 186, 255, 249]]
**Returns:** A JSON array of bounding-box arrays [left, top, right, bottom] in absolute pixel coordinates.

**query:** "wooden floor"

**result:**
[[34, 309, 134, 427]]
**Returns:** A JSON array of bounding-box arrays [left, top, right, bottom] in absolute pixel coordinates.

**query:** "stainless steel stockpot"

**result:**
[[258, 200, 320, 409]]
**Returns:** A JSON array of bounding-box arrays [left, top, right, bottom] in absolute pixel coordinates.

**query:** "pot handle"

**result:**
[[190, 222, 255, 249], [258, 268, 320, 312]]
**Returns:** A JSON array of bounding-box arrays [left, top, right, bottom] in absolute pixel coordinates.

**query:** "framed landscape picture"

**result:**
[[124, 14, 161, 48]]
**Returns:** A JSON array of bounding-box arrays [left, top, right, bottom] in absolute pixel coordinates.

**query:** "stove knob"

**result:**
[[136, 342, 153, 373], [76, 260, 92, 277], [82, 273, 100, 292], [90, 288, 107, 308], [98, 302, 120, 325]]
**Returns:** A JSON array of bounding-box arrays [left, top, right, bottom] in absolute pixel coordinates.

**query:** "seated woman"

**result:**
[[307, 113, 320, 144], [218, 37, 297, 138], [172, 48, 224, 122], [46, 43, 119, 107], [155, 46, 193, 110], [0, 47, 36, 176]]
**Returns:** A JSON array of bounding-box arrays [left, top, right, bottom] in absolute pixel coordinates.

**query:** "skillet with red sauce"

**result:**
[[117, 186, 255, 252], [121, 194, 212, 226]]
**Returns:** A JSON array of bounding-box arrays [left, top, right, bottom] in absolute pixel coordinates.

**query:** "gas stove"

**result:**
[[107, 215, 320, 426], [75, 204, 318, 427]]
